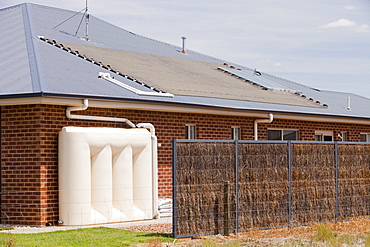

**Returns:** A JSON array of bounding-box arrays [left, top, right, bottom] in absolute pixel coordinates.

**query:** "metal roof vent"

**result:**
[[181, 36, 187, 54], [347, 96, 351, 110]]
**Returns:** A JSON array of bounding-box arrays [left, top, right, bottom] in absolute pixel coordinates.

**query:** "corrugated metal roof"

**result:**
[[0, 3, 370, 121], [0, 4, 33, 95]]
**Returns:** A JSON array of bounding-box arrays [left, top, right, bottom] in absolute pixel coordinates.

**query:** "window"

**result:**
[[231, 127, 241, 140], [185, 125, 196, 139], [360, 133, 370, 142], [315, 131, 333, 141], [267, 129, 298, 140], [339, 132, 348, 142]]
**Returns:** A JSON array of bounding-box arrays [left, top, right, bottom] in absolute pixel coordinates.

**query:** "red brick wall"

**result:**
[[1, 104, 370, 225]]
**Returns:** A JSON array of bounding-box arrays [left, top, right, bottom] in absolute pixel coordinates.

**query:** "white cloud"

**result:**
[[273, 63, 282, 67], [356, 24, 370, 33], [319, 19, 370, 33], [345, 5, 357, 10], [319, 19, 356, 28]]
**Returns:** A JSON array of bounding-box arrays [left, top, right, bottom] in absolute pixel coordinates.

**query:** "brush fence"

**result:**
[[172, 140, 370, 238]]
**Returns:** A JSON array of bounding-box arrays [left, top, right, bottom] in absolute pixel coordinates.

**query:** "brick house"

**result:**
[[1, 3, 370, 226]]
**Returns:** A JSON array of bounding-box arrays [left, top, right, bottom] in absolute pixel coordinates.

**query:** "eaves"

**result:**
[[1, 93, 370, 126]]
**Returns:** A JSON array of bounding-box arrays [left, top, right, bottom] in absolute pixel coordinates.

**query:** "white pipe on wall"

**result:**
[[66, 99, 136, 128], [136, 123, 155, 137], [136, 123, 159, 218], [254, 113, 274, 140]]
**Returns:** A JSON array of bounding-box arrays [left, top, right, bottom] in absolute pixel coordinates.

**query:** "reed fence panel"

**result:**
[[172, 140, 370, 238]]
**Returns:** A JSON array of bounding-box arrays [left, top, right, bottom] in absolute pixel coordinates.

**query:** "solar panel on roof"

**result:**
[[218, 67, 299, 93]]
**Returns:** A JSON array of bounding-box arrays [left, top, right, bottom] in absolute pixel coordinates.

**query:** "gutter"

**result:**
[[1, 94, 370, 125]]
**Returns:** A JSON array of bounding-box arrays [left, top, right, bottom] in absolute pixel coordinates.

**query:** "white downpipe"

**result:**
[[254, 113, 274, 140], [136, 123, 159, 218], [66, 99, 136, 128]]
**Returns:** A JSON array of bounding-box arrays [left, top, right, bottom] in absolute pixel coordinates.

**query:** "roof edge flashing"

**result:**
[[23, 3, 48, 93]]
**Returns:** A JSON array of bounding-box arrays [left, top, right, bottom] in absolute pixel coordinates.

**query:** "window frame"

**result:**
[[231, 126, 241, 140], [360, 133, 370, 142], [185, 124, 196, 139], [339, 132, 348, 142], [267, 129, 299, 141], [315, 130, 333, 142]]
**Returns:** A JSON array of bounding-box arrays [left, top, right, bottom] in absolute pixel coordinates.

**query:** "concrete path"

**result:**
[[1, 217, 172, 234]]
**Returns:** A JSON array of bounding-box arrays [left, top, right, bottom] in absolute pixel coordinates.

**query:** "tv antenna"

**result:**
[[53, 0, 90, 41]]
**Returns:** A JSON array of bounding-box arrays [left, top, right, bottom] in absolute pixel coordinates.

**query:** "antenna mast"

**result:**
[[53, 1, 90, 41], [85, 0, 89, 41]]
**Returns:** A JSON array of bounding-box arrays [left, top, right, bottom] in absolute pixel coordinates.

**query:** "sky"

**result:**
[[1, 0, 370, 97]]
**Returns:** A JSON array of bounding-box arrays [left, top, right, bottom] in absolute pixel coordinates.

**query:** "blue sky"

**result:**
[[2, 0, 370, 97]]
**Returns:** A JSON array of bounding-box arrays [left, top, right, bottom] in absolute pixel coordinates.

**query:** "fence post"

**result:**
[[235, 139, 239, 234], [172, 139, 178, 238], [288, 141, 292, 228], [224, 181, 230, 236], [335, 142, 339, 221]]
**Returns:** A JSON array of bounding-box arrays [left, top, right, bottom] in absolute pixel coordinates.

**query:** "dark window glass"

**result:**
[[323, 135, 333, 141], [185, 125, 196, 139], [360, 134, 367, 142], [283, 130, 298, 140], [267, 130, 281, 140]]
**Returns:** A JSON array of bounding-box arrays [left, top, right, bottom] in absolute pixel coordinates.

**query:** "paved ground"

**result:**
[[1, 217, 172, 234]]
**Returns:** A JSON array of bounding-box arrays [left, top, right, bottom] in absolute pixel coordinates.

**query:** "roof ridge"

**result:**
[[22, 3, 47, 93]]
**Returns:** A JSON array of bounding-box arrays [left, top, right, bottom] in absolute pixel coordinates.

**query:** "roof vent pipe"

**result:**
[[254, 113, 273, 140], [66, 99, 136, 128], [181, 36, 187, 54], [347, 96, 351, 110]]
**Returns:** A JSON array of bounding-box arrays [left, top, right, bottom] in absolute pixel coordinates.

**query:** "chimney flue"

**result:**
[[181, 36, 187, 54]]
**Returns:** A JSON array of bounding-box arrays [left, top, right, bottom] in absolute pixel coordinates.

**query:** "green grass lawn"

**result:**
[[0, 227, 173, 247]]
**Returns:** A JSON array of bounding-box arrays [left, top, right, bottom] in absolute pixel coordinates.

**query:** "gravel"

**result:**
[[120, 223, 172, 234]]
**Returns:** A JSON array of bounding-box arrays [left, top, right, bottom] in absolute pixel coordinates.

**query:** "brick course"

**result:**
[[1, 104, 370, 225]]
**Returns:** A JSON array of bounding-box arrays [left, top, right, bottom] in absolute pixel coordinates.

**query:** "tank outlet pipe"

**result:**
[[254, 113, 273, 140], [66, 99, 136, 128]]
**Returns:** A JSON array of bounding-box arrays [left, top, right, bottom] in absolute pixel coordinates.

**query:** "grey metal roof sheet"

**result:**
[[0, 3, 370, 121], [0, 4, 33, 95], [28, 3, 221, 63]]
